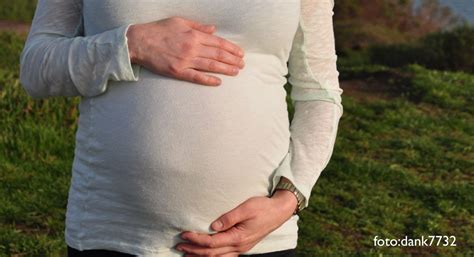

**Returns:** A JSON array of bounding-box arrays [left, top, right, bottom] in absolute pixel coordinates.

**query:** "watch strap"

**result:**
[[272, 179, 306, 214]]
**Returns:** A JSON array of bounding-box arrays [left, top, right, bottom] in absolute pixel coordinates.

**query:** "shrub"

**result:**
[[367, 25, 474, 73]]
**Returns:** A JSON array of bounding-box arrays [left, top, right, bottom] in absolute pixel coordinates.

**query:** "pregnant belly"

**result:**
[[74, 58, 291, 234]]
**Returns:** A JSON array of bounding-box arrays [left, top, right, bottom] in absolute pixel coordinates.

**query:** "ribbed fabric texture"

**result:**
[[19, 0, 343, 256]]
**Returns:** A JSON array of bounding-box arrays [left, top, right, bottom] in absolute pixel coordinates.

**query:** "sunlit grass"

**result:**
[[1, 31, 472, 256]]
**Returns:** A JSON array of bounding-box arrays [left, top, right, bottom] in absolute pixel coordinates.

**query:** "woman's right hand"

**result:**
[[126, 16, 245, 86]]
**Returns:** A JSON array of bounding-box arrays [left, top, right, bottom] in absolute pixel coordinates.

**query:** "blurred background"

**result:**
[[0, 0, 472, 256]]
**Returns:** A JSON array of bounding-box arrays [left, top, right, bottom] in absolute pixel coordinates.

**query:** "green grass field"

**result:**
[[0, 0, 36, 22], [0, 28, 473, 257]]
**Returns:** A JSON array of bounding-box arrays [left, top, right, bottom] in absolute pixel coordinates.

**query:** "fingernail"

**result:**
[[240, 59, 245, 67], [239, 49, 244, 56], [213, 220, 223, 230]]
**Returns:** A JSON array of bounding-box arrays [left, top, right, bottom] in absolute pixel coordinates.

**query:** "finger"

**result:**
[[184, 254, 239, 257], [182, 226, 245, 248], [185, 250, 241, 257], [191, 56, 240, 76], [200, 34, 245, 58], [185, 253, 240, 257], [193, 24, 216, 34], [212, 204, 250, 231], [179, 68, 222, 86], [181, 18, 216, 34], [196, 45, 245, 69], [220, 252, 240, 257], [177, 243, 237, 256], [202, 24, 217, 34], [187, 253, 240, 257]]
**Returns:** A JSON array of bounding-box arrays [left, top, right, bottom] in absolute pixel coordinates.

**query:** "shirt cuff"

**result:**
[[115, 23, 141, 81]]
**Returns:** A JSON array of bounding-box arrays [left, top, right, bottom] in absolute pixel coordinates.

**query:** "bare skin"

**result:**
[[126, 16, 299, 256], [126, 16, 245, 86]]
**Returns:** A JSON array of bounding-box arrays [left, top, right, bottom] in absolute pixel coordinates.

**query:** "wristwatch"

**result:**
[[271, 178, 306, 215]]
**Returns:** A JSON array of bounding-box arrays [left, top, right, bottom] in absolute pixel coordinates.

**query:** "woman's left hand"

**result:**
[[174, 190, 298, 257]]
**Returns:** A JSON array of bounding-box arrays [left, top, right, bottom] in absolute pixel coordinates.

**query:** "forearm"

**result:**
[[19, 0, 139, 99], [289, 100, 342, 205], [125, 24, 142, 65], [20, 24, 139, 98]]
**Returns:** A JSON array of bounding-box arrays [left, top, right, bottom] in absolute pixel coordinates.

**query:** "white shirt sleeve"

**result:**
[[270, 0, 343, 209], [19, 0, 140, 99]]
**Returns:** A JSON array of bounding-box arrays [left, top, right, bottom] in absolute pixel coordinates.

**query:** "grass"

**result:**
[[1, 29, 473, 257], [0, 0, 37, 22], [299, 64, 473, 256]]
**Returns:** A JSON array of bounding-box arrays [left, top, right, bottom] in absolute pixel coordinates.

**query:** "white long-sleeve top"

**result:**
[[19, 0, 343, 256]]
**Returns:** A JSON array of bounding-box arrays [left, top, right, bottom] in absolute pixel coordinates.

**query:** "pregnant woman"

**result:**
[[19, 0, 343, 256]]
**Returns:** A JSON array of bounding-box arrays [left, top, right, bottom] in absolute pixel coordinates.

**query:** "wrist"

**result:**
[[271, 189, 298, 215], [126, 24, 141, 64]]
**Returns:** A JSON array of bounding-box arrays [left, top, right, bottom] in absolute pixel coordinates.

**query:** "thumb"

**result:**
[[211, 207, 246, 232]]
